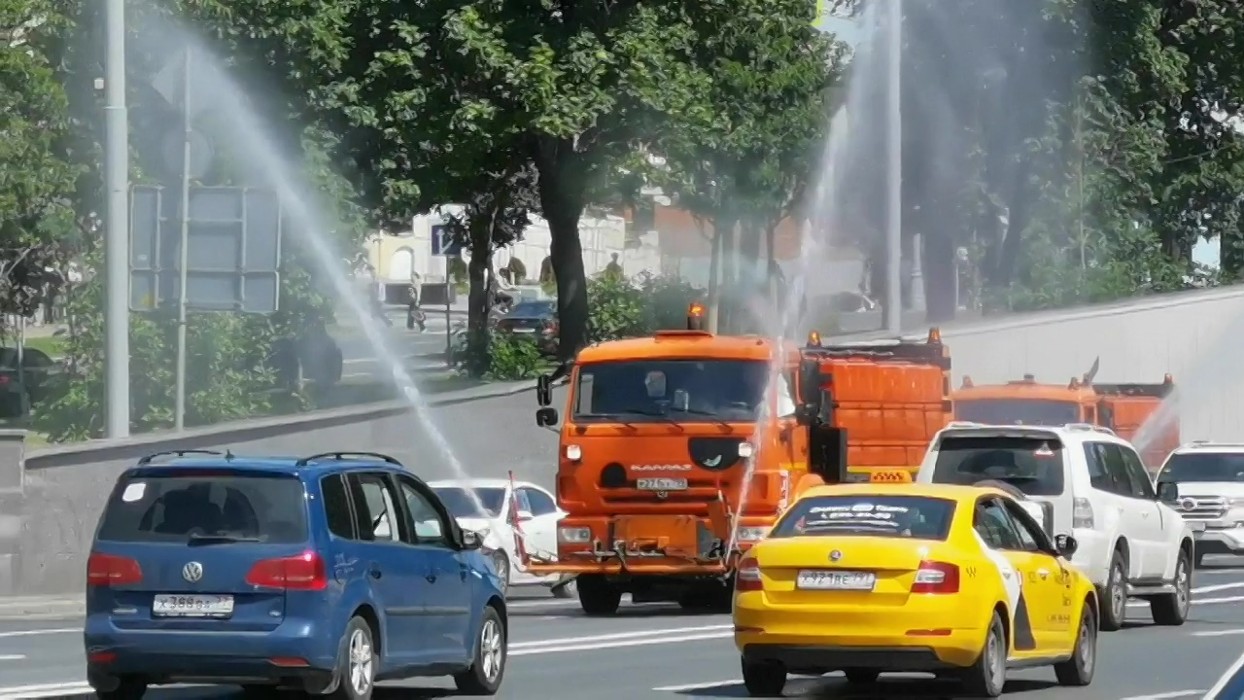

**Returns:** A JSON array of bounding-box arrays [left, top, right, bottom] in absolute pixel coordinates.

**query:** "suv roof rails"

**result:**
[[295, 452, 402, 467], [1064, 423, 1116, 435], [1183, 440, 1244, 448], [137, 449, 233, 466], [946, 421, 983, 428]]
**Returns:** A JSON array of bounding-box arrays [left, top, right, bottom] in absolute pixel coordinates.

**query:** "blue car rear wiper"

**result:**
[[187, 533, 263, 545]]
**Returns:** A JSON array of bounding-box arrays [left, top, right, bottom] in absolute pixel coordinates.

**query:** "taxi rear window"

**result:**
[[769, 495, 956, 541], [931, 435, 1065, 496]]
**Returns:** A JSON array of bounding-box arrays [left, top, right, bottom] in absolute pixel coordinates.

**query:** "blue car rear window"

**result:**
[[770, 495, 956, 540], [97, 473, 309, 544]]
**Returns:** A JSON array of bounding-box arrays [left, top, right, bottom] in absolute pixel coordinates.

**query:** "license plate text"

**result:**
[[796, 570, 876, 591], [152, 594, 235, 618], [636, 478, 688, 491]]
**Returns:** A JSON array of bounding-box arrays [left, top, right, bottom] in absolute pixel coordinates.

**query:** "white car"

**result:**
[[916, 422, 1196, 631], [427, 478, 575, 597], [1155, 442, 1244, 567]]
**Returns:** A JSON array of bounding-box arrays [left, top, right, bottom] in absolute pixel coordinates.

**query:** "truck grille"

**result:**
[[1176, 495, 1228, 521]]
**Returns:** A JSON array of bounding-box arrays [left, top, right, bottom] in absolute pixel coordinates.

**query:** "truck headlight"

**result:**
[[558, 527, 592, 544], [736, 526, 770, 542]]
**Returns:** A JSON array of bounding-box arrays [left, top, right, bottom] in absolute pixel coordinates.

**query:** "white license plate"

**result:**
[[796, 570, 876, 591], [636, 478, 688, 491], [1188, 521, 1207, 533], [512, 327, 536, 334], [152, 594, 234, 618]]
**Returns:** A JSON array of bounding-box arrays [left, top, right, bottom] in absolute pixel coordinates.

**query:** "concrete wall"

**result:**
[[7, 386, 560, 597], [834, 285, 1244, 442]]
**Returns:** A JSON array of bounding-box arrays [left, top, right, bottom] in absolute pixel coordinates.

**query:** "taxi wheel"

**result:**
[[961, 613, 1006, 697], [844, 669, 880, 684], [741, 658, 787, 697], [1151, 547, 1191, 626], [1098, 549, 1128, 631], [1054, 603, 1096, 686]]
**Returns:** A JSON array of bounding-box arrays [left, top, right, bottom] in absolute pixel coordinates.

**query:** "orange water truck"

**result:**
[[951, 363, 1178, 469], [524, 303, 953, 616]]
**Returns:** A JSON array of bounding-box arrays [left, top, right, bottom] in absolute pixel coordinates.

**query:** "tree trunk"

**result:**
[[534, 138, 590, 361], [466, 212, 494, 376]]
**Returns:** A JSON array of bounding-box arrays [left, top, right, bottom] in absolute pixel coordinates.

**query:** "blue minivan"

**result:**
[[84, 450, 508, 699]]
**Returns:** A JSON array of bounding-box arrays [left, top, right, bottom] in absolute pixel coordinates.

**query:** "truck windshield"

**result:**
[[930, 435, 1065, 496], [1158, 453, 1244, 483], [573, 359, 791, 422], [955, 398, 1079, 426]]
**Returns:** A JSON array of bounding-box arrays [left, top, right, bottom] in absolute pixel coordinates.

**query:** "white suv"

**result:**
[[1155, 442, 1244, 566], [915, 422, 1195, 631]]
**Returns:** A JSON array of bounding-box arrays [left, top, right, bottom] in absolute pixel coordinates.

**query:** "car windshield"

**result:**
[[509, 302, 554, 317], [955, 398, 1080, 426], [770, 495, 956, 540], [1158, 453, 1244, 483], [96, 473, 309, 543], [432, 487, 507, 518], [930, 435, 1065, 496], [573, 359, 792, 422]]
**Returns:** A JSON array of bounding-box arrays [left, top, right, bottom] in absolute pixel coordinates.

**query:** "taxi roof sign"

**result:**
[[869, 470, 912, 484]]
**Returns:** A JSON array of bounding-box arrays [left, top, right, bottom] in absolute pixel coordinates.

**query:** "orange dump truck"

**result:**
[[525, 305, 952, 615], [951, 372, 1179, 468]]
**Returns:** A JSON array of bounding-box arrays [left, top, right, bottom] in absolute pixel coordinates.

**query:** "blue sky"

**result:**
[[814, 12, 1218, 269]]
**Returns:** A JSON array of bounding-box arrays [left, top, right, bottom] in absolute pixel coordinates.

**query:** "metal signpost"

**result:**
[[103, 0, 130, 437], [430, 224, 463, 364], [131, 47, 283, 430]]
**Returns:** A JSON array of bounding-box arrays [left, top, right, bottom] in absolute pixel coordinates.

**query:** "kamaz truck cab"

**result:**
[[527, 304, 951, 616]]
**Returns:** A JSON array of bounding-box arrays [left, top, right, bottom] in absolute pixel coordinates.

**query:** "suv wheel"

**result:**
[[454, 605, 507, 694], [330, 616, 375, 700], [96, 678, 148, 700], [1151, 547, 1191, 626], [1099, 549, 1128, 631]]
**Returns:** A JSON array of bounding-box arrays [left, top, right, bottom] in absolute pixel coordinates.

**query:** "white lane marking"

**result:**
[[1118, 692, 1205, 700], [0, 627, 78, 639], [1207, 645, 1244, 699], [0, 655, 24, 661], [507, 599, 583, 610], [1192, 582, 1244, 594], [513, 624, 732, 650], [1128, 594, 1244, 607], [0, 682, 92, 698], [1192, 629, 1244, 637], [654, 680, 742, 692], [510, 630, 732, 656]]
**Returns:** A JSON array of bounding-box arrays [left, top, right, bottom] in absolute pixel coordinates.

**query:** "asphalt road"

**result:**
[[5, 558, 1244, 699], [335, 308, 461, 383]]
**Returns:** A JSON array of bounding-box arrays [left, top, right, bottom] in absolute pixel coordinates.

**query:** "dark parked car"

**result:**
[[495, 300, 558, 354], [0, 346, 60, 417]]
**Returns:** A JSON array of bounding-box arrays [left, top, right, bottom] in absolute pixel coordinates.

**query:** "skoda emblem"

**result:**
[[182, 561, 204, 583], [829, 550, 843, 562], [1179, 498, 1197, 511]]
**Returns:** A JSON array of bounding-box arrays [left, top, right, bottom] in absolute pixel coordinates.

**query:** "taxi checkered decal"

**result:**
[[868, 470, 912, 484], [1011, 589, 1036, 651]]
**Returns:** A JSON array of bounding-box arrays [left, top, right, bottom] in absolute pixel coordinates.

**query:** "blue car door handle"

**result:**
[[425, 572, 437, 583], [369, 565, 382, 579]]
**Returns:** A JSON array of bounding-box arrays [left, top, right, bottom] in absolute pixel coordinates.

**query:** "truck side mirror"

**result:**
[[536, 407, 560, 428], [536, 375, 552, 407]]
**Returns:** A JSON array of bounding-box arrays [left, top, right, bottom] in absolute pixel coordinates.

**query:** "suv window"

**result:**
[[97, 472, 308, 544], [321, 474, 355, 539], [999, 498, 1049, 552], [974, 498, 1024, 550], [931, 435, 1066, 496], [396, 475, 451, 545], [1119, 446, 1156, 499], [1159, 452, 1244, 483], [348, 474, 400, 542], [1084, 442, 1125, 495], [520, 487, 557, 516]]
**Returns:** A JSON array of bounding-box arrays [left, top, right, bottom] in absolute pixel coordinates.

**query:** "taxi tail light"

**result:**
[[911, 561, 959, 594], [87, 552, 143, 587], [1072, 497, 1094, 529], [736, 559, 763, 592], [245, 551, 328, 591]]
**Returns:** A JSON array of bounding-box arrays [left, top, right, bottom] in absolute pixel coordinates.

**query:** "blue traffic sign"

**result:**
[[431, 224, 463, 257]]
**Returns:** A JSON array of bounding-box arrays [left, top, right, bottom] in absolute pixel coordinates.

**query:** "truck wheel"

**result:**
[[1150, 547, 1191, 626], [741, 657, 786, 697], [1098, 549, 1128, 631], [577, 574, 621, 616], [960, 612, 1006, 697]]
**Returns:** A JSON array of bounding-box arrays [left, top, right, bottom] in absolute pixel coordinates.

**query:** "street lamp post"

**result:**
[[883, 0, 903, 335], [103, 0, 131, 437]]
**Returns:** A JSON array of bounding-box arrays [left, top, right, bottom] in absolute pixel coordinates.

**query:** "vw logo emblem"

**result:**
[[1180, 498, 1197, 511], [182, 561, 204, 583], [829, 550, 842, 562]]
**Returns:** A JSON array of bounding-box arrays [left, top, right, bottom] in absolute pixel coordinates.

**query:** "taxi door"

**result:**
[[973, 497, 1064, 655], [1000, 498, 1076, 646]]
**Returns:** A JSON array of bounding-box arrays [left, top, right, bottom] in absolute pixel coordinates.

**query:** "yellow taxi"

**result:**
[[733, 483, 1099, 697]]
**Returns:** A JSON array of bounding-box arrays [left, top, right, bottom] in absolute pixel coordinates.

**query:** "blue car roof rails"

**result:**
[[136, 449, 234, 466], [294, 451, 402, 467]]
